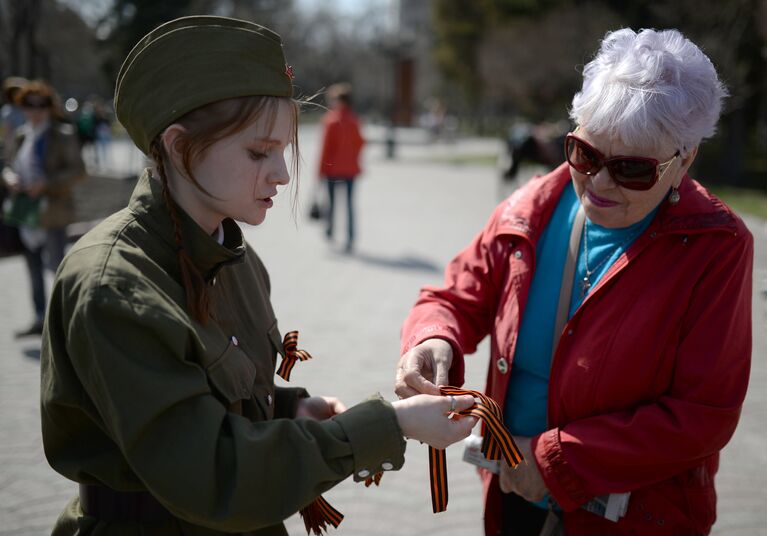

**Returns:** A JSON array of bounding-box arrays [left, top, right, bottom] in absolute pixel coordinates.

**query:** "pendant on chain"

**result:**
[[580, 276, 591, 297]]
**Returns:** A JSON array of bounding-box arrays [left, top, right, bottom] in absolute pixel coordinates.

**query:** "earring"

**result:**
[[669, 187, 680, 205]]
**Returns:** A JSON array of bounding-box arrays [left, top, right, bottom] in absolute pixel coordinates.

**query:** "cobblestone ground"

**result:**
[[1, 127, 765, 535]]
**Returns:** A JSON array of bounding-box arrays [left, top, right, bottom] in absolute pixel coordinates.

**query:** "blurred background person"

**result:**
[[77, 97, 113, 170], [2, 80, 85, 337], [319, 82, 365, 253], [75, 100, 96, 162], [1, 77, 29, 167], [93, 99, 112, 169]]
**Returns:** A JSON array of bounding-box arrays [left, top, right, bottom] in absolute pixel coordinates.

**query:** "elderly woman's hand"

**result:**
[[499, 436, 548, 502], [395, 338, 453, 398]]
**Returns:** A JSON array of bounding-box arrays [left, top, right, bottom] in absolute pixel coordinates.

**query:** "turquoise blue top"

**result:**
[[503, 182, 658, 508]]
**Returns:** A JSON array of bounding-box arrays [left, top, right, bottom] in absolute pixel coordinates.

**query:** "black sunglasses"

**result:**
[[565, 133, 679, 191]]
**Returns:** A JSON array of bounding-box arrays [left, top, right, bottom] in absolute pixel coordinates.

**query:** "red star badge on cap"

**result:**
[[285, 65, 295, 80]]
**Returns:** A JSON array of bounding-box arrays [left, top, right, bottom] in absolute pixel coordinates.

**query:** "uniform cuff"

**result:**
[[533, 428, 588, 511], [334, 394, 406, 482], [273, 386, 310, 419]]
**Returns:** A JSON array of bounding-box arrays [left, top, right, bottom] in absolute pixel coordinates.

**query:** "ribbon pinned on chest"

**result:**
[[277, 330, 312, 381], [429, 386, 524, 513]]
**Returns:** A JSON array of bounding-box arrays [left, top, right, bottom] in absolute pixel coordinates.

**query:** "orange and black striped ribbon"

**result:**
[[277, 330, 338, 535], [299, 495, 343, 535], [364, 471, 383, 488], [429, 386, 524, 513], [282, 331, 383, 534], [277, 330, 312, 381], [298, 470, 384, 535]]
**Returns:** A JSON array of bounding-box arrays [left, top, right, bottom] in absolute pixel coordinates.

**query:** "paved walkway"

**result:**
[[0, 127, 765, 535]]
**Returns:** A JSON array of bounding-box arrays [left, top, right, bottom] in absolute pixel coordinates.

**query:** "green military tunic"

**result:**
[[40, 170, 406, 535]]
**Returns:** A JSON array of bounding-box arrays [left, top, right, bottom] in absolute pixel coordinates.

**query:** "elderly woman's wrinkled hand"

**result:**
[[395, 338, 453, 399], [499, 436, 548, 502]]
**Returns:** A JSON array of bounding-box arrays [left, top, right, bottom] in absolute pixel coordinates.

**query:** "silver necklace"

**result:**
[[580, 220, 641, 297]]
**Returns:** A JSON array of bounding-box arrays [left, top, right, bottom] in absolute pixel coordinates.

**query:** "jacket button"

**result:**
[[211, 277, 217, 286], [357, 469, 370, 478], [266, 394, 273, 406], [496, 357, 509, 374], [514, 250, 523, 259], [381, 462, 394, 471], [231, 336, 239, 346]]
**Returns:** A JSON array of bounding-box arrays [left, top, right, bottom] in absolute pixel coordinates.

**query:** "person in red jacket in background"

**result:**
[[395, 28, 752, 535], [318, 83, 364, 252]]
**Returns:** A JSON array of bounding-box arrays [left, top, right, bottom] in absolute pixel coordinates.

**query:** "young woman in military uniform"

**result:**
[[40, 16, 477, 536]]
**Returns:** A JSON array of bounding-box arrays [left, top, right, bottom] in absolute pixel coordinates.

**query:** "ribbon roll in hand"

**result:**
[[429, 386, 524, 513]]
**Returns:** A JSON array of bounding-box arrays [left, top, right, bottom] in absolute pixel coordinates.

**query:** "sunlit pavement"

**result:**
[[1, 126, 765, 535]]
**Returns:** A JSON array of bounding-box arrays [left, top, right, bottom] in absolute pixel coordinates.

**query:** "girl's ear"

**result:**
[[161, 124, 188, 177]]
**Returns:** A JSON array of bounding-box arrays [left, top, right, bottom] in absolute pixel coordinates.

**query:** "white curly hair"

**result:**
[[570, 28, 728, 155]]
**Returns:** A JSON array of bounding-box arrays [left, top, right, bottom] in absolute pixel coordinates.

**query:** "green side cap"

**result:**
[[115, 15, 293, 154]]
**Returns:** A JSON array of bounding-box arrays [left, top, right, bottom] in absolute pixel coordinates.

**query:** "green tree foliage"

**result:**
[[432, 0, 489, 102], [433, 0, 569, 103], [97, 0, 192, 82], [112, 0, 192, 51], [433, 0, 767, 185], [639, 0, 766, 185], [97, 0, 294, 85]]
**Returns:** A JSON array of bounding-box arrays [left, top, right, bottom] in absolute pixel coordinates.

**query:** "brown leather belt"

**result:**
[[79, 483, 173, 522]]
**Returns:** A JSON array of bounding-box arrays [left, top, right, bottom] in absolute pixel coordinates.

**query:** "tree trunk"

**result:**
[[26, 0, 37, 78], [722, 107, 745, 186], [9, 0, 25, 76]]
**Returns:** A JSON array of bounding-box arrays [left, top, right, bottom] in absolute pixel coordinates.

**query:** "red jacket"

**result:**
[[318, 106, 365, 178], [401, 164, 753, 535]]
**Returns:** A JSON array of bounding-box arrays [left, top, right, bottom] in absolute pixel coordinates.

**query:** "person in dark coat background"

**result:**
[[2, 80, 85, 336]]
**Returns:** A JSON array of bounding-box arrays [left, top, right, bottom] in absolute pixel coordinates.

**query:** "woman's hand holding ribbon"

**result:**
[[395, 338, 454, 398], [499, 436, 548, 502]]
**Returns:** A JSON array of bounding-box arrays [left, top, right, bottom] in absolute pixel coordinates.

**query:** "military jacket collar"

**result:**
[[128, 169, 246, 281]]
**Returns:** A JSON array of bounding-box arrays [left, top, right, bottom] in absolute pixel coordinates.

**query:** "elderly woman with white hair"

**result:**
[[395, 28, 753, 535]]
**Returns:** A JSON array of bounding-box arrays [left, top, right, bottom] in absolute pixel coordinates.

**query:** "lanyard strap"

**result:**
[[277, 330, 312, 381], [552, 206, 585, 358], [429, 386, 524, 513]]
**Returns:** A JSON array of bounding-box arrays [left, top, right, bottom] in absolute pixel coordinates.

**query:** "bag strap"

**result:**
[[552, 206, 585, 358]]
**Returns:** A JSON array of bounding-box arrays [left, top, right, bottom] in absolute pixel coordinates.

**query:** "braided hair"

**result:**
[[149, 139, 211, 323]]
